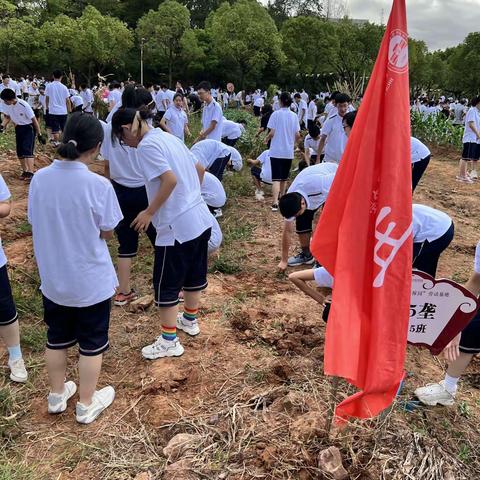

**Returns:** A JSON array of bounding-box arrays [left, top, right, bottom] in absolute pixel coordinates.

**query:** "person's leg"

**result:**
[[299, 232, 312, 256], [0, 321, 21, 352], [117, 257, 133, 294], [24, 156, 34, 174], [272, 181, 280, 205], [45, 348, 68, 394], [279, 180, 287, 197], [470, 160, 478, 178], [412, 155, 430, 191], [78, 354, 103, 405], [18, 157, 26, 172]]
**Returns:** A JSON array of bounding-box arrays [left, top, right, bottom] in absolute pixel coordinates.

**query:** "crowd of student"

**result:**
[[0, 71, 479, 424]]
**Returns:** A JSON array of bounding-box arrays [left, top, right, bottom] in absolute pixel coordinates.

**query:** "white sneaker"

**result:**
[[176, 313, 200, 336], [8, 358, 28, 383], [456, 175, 474, 184], [255, 189, 264, 201], [76, 386, 115, 424], [214, 208, 223, 218], [48, 381, 77, 414], [414, 380, 455, 406], [141, 336, 185, 359], [469, 170, 478, 180]]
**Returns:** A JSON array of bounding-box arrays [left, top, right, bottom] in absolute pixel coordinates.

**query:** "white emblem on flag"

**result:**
[[388, 29, 409, 74]]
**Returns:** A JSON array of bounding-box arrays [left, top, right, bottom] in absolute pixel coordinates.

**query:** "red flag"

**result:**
[[311, 0, 412, 422]]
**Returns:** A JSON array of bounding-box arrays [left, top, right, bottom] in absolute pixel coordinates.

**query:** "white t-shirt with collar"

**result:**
[[462, 107, 480, 143], [304, 135, 320, 155], [190, 140, 230, 170], [28, 160, 122, 307], [137, 128, 212, 246], [257, 150, 272, 184], [296, 99, 308, 123], [412, 204, 452, 244], [321, 113, 347, 163], [411, 137, 431, 163], [0, 174, 11, 268], [3, 99, 35, 125], [108, 89, 122, 106], [222, 119, 244, 139], [163, 106, 188, 141], [287, 162, 338, 211], [267, 107, 300, 159], [253, 97, 264, 108], [80, 89, 94, 113], [307, 100, 317, 121], [201, 172, 226, 208], [201, 99, 223, 141], [45, 80, 69, 115]]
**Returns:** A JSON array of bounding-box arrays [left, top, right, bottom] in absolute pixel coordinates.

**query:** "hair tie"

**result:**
[[68, 139, 78, 147]]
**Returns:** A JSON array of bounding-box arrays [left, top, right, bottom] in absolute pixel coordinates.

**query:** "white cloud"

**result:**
[[348, 0, 478, 50]]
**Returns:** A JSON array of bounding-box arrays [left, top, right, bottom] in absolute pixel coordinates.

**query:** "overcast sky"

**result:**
[[347, 0, 477, 50]]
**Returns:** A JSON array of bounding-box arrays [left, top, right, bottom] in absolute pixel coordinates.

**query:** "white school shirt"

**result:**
[[155, 90, 165, 112], [253, 97, 264, 108], [163, 106, 188, 141], [222, 119, 244, 140], [39, 94, 47, 114], [287, 163, 338, 212], [474, 241, 480, 274], [163, 90, 175, 110], [412, 204, 452, 244], [70, 95, 84, 109], [226, 146, 242, 171], [410, 137, 431, 164], [325, 102, 335, 115], [108, 89, 122, 106], [304, 135, 320, 155], [267, 107, 300, 159], [0, 174, 11, 268], [100, 122, 145, 188], [3, 99, 35, 125], [201, 172, 227, 208], [462, 107, 480, 143], [208, 216, 222, 254], [321, 113, 347, 164], [106, 100, 122, 123], [201, 99, 223, 141], [44, 80, 69, 115], [190, 140, 230, 170], [452, 104, 466, 125], [0, 82, 16, 113], [257, 150, 272, 184], [28, 160, 122, 307], [296, 99, 308, 123], [300, 91, 309, 103], [313, 267, 334, 288], [307, 100, 317, 121], [80, 89, 94, 113], [137, 128, 212, 246]]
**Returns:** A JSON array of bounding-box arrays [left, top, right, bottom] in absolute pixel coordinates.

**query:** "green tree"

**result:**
[[137, 0, 192, 87], [207, 0, 284, 88]]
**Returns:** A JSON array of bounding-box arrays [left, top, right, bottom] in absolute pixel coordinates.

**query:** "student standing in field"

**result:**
[[457, 97, 480, 183], [111, 108, 212, 360], [265, 92, 301, 212], [45, 70, 71, 145], [0, 174, 28, 384], [0, 88, 44, 180], [196, 81, 223, 142], [303, 124, 321, 166], [27, 81, 41, 118], [160, 92, 190, 142], [293, 93, 308, 130], [307, 97, 318, 130], [79, 84, 94, 114], [28, 113, 123, 424]]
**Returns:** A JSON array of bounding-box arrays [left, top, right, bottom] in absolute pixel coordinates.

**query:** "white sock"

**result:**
[[444, 374, 459, 395]]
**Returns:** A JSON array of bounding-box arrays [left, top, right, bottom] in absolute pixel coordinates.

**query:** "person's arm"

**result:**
[[31, 116, 41, 136], [255, 126, 266, 137], [278, 220, 295, 270], [289, 270, 326, 304], [464, 271, 480, 297], [66, 97, 72, 113], [184, 121, 191, 137], [199, 120, 217, 140], [317, 134, 327, 157], [100, 230, 114, 240], [0, 199, 11, 218], [131, 170, 177, 232], [468, 120, 480, 139], [1, 114, 11, 129], [246, 158, 260, 167], [195, 162, 205, 184], [104, 159, 110, 179], [160, 116, 172, 134], [295, 131, 301, 145], [45, 95, 49, 111], [265, 127, 275, 145]]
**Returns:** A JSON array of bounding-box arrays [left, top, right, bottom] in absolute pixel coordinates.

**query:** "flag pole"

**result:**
[[325, 376, 340, 437]]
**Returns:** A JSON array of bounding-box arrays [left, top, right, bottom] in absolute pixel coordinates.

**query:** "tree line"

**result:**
[[0, 0, 479, 96]]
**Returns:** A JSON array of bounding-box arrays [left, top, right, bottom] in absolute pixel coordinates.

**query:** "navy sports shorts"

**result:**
[[270, 157, 292, 182], [43, 296, 111, 356], [15, 124, 35, 158], [295, 208, 317, 234], [48, 114, 67, 134], [0, 265, 18, 326], [460, 308, 480, 354], [462, 142, 480, 161]]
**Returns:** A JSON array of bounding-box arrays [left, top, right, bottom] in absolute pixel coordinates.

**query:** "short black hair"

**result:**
[[52, 70, 62, 79], [173, 92, 184, 101], [343, 111, 357, 128], [293, 93, 301, 99], [57, 112, 104, 160], [279, 192, 303, 218], [279, 92, 292, 107], [0, 88, 16, 101], [111, 107, 153, 143], [335, 93, 351, 104], [470, 97, 480, 107], [330, 91, 340, 102], [308, 124, 320, 138], [79, 83, 88, 90], [196, 80, 211, 92], [160, 83, 168, 89], [2, 74, 10, 80], [121, 85, 154, 109]]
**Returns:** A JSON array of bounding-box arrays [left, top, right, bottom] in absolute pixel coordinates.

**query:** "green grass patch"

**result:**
[[9, 269, 43, 319], [21, 324, 46, 353], [0, 129, 16, 152]]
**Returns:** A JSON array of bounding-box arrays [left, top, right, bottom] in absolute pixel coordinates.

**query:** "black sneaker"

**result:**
[[287, 252, 314, 266]]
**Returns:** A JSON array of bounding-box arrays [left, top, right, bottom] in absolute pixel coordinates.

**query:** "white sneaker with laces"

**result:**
[[48, 381, 77, 414], [414, 380, 455, 406], [176, 313, 200, 336], [141, 336, 185, 360], [8, 358, 28, 383], [76, 386, 115, 424]]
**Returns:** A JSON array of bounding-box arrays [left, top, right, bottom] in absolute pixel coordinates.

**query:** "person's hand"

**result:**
[[277, 260, 288, 271], [131, 210, 153, 233], [198, 130, 206, 140], [37, 133, 46, 145], [443, 333, 461, 363]]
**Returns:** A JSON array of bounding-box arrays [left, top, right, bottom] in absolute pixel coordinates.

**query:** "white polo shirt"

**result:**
[[463, 107, 480, 143], [411, 137, 431, 164], [307, 100, 317, 121], [257, 150, 272, 184], [287, 163, 338, 211], [137, 128, 212, 246], [3, 99, 35, 125], [253, 97, 264, 108], [0, 174, 11, 268], [100, 122, 145, 188], [163, 106, 188, 141], [28, 160, 122, 307], [267, 107, 300, 159], [412, 204, 452, 244], [155, 90, 165, 112], [296, 99, 308, 123], [201, 99, 223, 141], [45, 80, 69, 115], [80, 89, 94, 113], [108, 89, 122, 106], [321, 113, 347, 163], [201, 172, 226, 208], [313, 266, 334, 288], [222, 119, 244, 140], [70, 95, 84, 109], [304, 135, 320, 155], [0, 81, 20, 113], [190, 140, 230, 170]]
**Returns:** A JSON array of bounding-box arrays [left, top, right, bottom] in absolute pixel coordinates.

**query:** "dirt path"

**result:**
[[1, 145, 480, 479]]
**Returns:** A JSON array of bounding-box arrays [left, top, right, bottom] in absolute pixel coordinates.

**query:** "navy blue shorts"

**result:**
[[15, 124, 35, 158], [251, 166, 262, 181], [153, 228, 211, 307], [111, 180, 156, 257], [209, 154, 231, 182], [43, 296, 111, 356], [0, 265, 18, 326], [48, 114, 67, 133], [460, 308, 480, 354], [462, 142, 480, 161], [270, 157, 292, 182], [222, 137, 238, 147], [296, 208, 317, 234]]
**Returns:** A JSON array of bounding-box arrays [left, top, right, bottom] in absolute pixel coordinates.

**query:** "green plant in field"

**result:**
[[9, 269, 43, 319], [224, 109, 265, 159], [0, 129, 16, 152], [411, 111, 463, 149], [21, 324, 46, 353]]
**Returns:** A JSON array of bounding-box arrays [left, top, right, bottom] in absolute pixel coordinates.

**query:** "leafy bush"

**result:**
[[224, 109, 265, 158], [411, 111, 463, 150]]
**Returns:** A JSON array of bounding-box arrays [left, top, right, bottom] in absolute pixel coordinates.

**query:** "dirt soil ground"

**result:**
[[1, 142, 479, 480]]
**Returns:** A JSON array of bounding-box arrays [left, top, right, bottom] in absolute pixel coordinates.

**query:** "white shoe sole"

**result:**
[[142, 344, 185, 360], [10, 373, 28, 383], [48, 383, 78, 414], [177, 321, 200, 337], [76, 395, 115, 424], [416, 396, 454, 407]]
